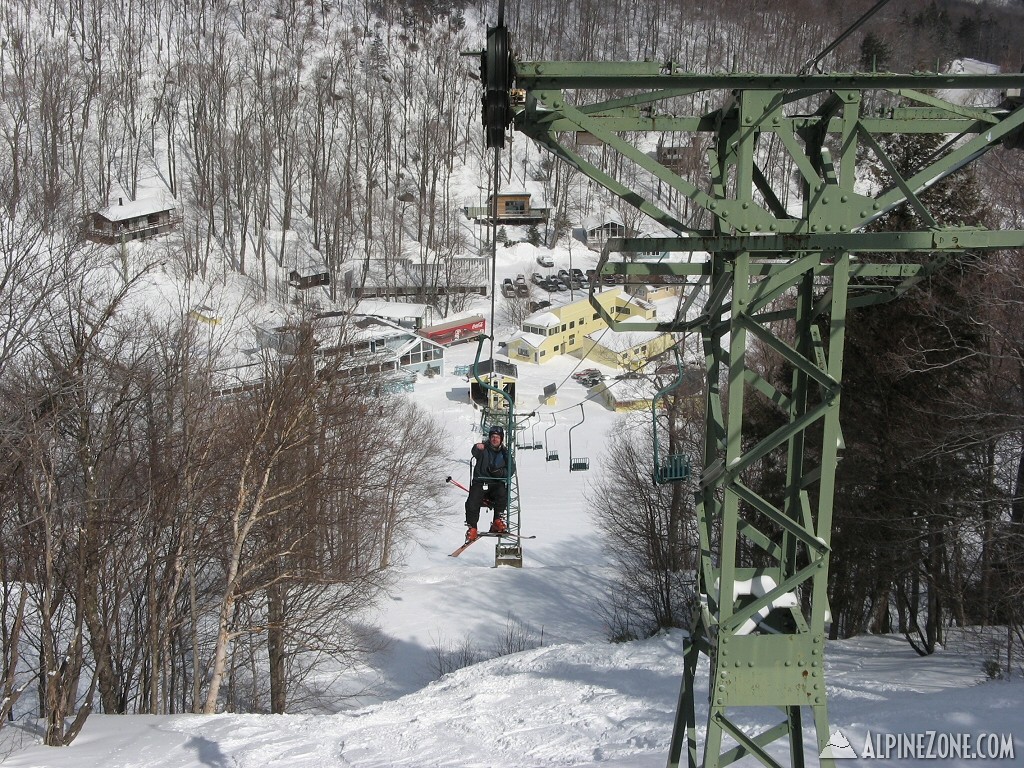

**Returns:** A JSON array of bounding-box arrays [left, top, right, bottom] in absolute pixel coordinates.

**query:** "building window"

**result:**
[[505, 200, 526, 214], [569, 320, 575, 329], [518, 347, 529, 358]]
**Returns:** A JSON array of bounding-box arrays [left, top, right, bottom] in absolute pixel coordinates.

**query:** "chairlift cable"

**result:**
[[482, 0, 512, 367], [799, 0, 894, 74], [488, 143, 500, 365]]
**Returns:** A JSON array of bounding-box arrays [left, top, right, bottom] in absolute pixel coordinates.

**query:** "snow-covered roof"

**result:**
[[587, 326, 665, 352], [98, 194, 176, 221], [651, 294, 699, 323], [354, 300, 431, 320], [938, 58, 1001, 107], [946, 58, 1000, 76], [583, 209, 625, 231], [613, 290, 655, 312], [507, 331, 547, 348], [522, 310, 561, 327], [312, 314, 420, 345]]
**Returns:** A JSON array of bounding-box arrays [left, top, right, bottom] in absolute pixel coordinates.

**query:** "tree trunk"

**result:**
[[267, 581, 287, 713]]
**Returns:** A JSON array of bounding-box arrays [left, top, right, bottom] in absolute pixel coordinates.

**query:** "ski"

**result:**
[[448, 531, 536, 558]]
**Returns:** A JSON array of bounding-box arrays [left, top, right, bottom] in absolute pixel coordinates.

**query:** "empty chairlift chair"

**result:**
[[544, 413, 559, 462], [568, 404, 589, 472], [516, 417, 532, 450], [651, 350, 692, 484]]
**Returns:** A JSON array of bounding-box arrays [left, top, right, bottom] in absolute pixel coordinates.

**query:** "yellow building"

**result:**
[[591, 374, 660, 412], [578, 321, 675, 370], [506, 290, 673, 366]]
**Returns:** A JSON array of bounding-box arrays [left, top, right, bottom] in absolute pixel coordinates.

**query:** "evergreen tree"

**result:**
[[830, 130, 988, 650], [860, 32, 891, 71], [526, 224, 542, 247]]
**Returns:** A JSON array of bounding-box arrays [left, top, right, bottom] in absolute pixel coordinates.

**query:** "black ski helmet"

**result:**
[[488, 425, 504, 438]]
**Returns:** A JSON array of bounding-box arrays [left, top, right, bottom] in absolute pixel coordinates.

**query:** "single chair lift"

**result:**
[[568, 403, 590, 472], [652, 348, 692, 485], [544, 413, 559, 462]]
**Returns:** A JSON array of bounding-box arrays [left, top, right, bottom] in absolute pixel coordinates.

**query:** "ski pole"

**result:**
[[445, 475, 470, 494]]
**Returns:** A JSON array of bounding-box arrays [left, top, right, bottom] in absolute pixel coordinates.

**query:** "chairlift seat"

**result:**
[[654, 454, 691, 484], [546, 450, 559, 462], [570, 457, 590, 472]]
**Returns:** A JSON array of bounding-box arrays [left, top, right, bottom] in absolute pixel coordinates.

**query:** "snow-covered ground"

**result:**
[[3, 317, 1022, 767]]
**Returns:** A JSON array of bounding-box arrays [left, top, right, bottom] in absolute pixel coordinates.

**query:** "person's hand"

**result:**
[[475, 442, 484, 450]]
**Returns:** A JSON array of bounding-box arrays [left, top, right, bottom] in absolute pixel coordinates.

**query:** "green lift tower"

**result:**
[[476, 7, 1024, 768]]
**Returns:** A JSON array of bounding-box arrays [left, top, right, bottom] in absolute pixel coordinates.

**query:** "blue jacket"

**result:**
[[472, 441, 512, 482]]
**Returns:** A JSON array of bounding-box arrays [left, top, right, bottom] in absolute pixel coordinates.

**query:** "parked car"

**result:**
[[537, 253, 554, 267], [557, 269, 570, 280], [575, 370, 603, 387], [515, 273, 527, 286], [515, 281, 529, 297], [531, 272, 545, 285], [528, 299, 552, 312], [501, 278, 516, 298], [553, 278, 569, 291], [570, 268, 585, 279]]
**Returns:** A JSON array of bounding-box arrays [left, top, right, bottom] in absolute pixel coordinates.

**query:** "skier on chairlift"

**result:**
[[464, 425, 510, 541]]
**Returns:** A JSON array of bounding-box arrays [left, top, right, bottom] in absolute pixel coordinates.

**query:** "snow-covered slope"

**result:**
[[4, 307, 1023, 768]]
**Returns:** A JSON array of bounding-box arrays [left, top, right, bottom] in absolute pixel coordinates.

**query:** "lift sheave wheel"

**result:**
[[480, 23, 513, 149]]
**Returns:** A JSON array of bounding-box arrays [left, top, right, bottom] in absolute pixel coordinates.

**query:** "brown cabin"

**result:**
[[656, 140, 702, 173], [463, 192, 550, 225], [289, 269, 330, 290], [85, 197, 181, 244]]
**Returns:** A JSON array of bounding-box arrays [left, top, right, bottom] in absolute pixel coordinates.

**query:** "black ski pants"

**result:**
[[465, 480, 506, 528]]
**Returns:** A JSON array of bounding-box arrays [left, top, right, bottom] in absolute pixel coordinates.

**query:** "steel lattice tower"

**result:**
[[476, 12, 1024, 767]]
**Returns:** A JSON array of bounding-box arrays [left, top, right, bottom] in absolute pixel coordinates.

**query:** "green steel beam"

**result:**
[[597, 230, 1024, 253], [513, 61, 1024, 90]]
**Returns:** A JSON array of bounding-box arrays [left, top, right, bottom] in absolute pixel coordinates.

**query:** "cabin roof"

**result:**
[[97, 195, 176, 222]]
